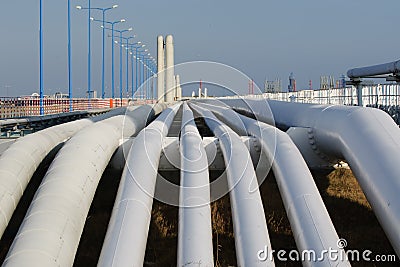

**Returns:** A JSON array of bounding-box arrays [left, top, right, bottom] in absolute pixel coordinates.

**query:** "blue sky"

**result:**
[[0, 0, 398, 97]]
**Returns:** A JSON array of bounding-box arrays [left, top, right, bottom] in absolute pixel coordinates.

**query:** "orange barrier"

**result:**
[[0, 97, 158, 119]]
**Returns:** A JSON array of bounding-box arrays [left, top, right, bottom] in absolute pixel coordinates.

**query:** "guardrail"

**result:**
[[0, 97, 156, 119], [260, 84, 400, 124]]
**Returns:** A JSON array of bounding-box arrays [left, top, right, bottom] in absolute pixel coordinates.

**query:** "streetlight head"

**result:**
[[120, 19, 126, 22], [76, 5, 82, 9], [90, 17, 94, 21], [114, 40, 118, 44], [128, 27, 133, 31], [130, 52, 133, 55], [112, 4, 118, 9], [101, 25, 104, 28]]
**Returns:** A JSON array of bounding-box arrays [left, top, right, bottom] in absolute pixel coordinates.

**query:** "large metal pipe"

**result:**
[[165, 35, 175, 103], [98, 103, 180, 267], [157, 35, 165, 102], [3, 104, 165, 267], [177, 103, 214, 266], [347, 59, 400, 78], [190, 103, 275, 266], [193, 101, 350, 266], [0, 107, 126, 240], [221, 98, 400, 257]]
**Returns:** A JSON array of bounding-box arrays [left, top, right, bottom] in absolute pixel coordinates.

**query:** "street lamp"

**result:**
[[39, 0, 44, 115], [67, 0, 72, 112], [133, 44, 146, 97], [92, 18, 125, 99], [108, 27, 132, 103], [75, 0, 93, 106], [127, 42, 142, 98], [121, 36, 135, 97], [135, 48, 148, 99], [138, 49, 149, 100], [77, 5, 117, 99]]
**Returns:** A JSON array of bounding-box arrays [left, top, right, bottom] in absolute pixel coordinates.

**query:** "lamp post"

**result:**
[[134, 45, 146, 98], [75, 0, 92, 106], [78, 5, 118, 99], [117, 28, 132, 103], [127, 42, 142, 98], [39, 0, 44, 115], [122, 36, 135, 97], [144, 53, 151, 100], [67, 0, 72, 112], [92, 18, 125, 99], [136, 48, 148, 99], [108, 28, 132, 104]]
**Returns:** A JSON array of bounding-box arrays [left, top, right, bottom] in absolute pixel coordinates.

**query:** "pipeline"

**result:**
[[3, 104, 165, 267], [221, 98, 400, 257], [177, 103, 214, 266], [0, 107, 127, 240], [347, 59, 400, 78], [193, 100, 351, 266], [190, 102, 274, 266], [98, 103, 179, 266]]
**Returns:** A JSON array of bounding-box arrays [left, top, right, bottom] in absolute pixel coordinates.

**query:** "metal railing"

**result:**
[[263, 84, 400, 124], [0, 97, 155, 119]]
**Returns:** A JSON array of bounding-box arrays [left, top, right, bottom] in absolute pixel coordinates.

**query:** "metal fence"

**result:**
[[263, 83, 400, 124], [263, 84, 400, 106], [0, 97, 152, 119]]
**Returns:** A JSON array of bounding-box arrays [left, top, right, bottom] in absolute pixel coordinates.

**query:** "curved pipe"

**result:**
[[98, 103, 180, 267], [193, 101, 350, 266], [177, 103, 214, 266], [0, 107, 127, 240], [347, 59, 400, 78], [3, 104, 165, 267], [189, 103, 275, 266], [221, 98, 400, 257]]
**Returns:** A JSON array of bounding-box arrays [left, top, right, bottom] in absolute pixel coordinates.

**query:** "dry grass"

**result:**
[[8, 166, 393, 266], [141, 168, 398, 266], [326, 168, 371, 209]]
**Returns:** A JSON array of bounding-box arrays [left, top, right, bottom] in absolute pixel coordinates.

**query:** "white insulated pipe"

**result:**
[[189, 103, 275, 266], [98, 103, 180, 267], [98, 104, 180, 266], [177, 103, 214, 266], [221, 98, 400, 257], [240, 115, 350, 267], [157, 35, 165, 102], [194, 101, 351, 266], [347, 59, 400, 78], [3, 105, 165, 267], [0, 119, 91, 240], [0, 107, 127, 240], [165, 35, 175, 103]]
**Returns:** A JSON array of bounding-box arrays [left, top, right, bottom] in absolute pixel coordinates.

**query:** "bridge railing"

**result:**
[[0, 97, 150, 119]]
